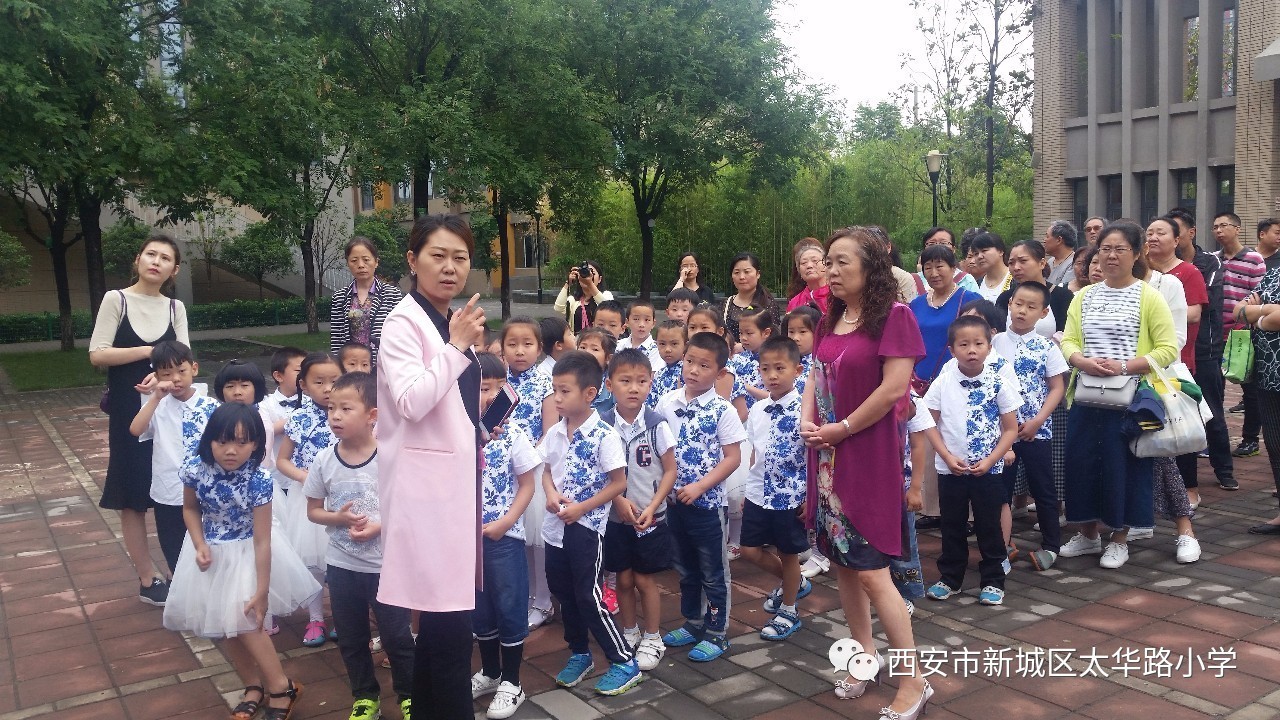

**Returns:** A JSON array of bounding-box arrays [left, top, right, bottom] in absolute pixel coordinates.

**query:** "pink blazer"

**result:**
[[376, 296, 480, 612]]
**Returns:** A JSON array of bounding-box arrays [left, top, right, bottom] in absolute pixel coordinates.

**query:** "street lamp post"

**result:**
[[925, 150, 946, 227]]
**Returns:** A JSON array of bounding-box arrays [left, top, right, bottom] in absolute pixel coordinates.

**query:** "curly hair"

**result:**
[[822, 226, 899, 338]]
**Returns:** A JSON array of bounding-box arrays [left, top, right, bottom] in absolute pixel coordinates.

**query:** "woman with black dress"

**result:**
[[89, 234, 189, 606]]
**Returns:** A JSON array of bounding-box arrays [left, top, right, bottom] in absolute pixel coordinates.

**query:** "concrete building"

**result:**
[[1033, 0, 1280, 243]]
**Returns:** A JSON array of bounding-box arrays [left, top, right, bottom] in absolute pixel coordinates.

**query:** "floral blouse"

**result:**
[[284, 396, 337, 471], [179, 458, 273, 544]]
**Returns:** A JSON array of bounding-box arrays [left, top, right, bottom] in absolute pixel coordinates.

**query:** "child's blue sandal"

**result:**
[[662, 625, 700, 647], [688, 635, 730, 662], [760, 610, 802, 641], [762, 577, 812, 613]]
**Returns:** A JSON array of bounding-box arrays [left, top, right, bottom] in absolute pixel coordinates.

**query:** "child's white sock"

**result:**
[[642, 631, 661, 640], [779, 603, 797, 616], [307, 593, 324, 623], [625, 625, 639, 636]]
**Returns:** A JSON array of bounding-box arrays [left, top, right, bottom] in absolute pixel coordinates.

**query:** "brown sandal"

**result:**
[[261, 680, 302, 720], [230, 686, 264, 720]]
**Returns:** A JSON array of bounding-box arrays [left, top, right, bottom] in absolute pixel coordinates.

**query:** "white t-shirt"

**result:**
[[924, 364, 1023, 475], [139, 384, 217, 506], [1148, 271, 1188, 351], [615, 335, 664, 371], [977, 269, 1011, 303], [259, 389, 298, 480], [537, 356, 556, 378], [302, 445, 382, 573]]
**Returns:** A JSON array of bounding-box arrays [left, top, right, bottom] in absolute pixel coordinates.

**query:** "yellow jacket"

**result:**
[[1060, 280, 1180, 404]]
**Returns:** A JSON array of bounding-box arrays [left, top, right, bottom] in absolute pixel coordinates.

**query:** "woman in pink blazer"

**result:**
[[377, 213, 487, 718]]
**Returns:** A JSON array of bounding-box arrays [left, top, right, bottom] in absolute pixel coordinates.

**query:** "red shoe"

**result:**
[[602, 585, 619, 615]]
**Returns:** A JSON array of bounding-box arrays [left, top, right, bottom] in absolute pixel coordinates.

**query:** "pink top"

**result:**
[[375, 296, 481, 612], [787, 283, 831, 314], [810, 303, 924, 556]]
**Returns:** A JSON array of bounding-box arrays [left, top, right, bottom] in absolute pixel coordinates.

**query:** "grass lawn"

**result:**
[[247, 332, 331, 352], [0, 350, 104, 391]]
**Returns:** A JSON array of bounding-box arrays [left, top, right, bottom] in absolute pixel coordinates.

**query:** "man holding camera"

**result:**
[[554, 261, 614, 334]]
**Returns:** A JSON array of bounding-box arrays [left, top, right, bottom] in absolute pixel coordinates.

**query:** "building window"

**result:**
[[1072, 179, 1089, 230], [1216, 166, 1235, 216], [359, 183, 375, 211], [394, 181, 412, 205], [1221, 6, 1236, 97], [1106, 0, 1122, 114], [1176, 169, 1198, 216], [1075, 0, 1088, 117], [1105, 176, 1123, 221], [1183, 16, 1200, 102], [1138, 173, 1159, 225]]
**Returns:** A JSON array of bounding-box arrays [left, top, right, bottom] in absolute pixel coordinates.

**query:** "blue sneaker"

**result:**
[[763, 577, 813, 613], [593, 660, 644, 695], [925, 582, 958, 601], [662, 626, 700, 647], [688, 635, 729, 662], [555, 653, 595, 687], [978, 586, 1005, 606]]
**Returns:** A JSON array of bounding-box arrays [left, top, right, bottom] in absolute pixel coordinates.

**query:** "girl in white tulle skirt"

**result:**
[[275, 352, 341, 646], [163, 403, 317, 720]]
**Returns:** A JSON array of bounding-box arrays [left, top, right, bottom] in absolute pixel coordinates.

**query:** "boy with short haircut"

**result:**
[[130, 340, 218, 579], [338, 342, 372, 374], [923, 316, 1022, 606], [261, 347, 306, 486], [538, 316, 576, 377], [647, 321, 686, 408], [992, 282, 1068, 570], [541, 351, 642, 696], [303, 372, 413, 720], [593, 300, 626, 339], [616, 299, 663, 371], [741, 336, 810, 641], [664, 288, 699, 324], [601, 349, 677, 670], [654, 332, 746, 661]]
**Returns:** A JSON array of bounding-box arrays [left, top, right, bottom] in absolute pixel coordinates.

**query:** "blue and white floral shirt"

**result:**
[[991, 330, 1069, 440], [507, 366, 553, 442], [727, 350, 762, 409], [924, 363, 1023, 475], [745, 389, 806, 510], [284, 396, 336, 472], [539, 411, 627, 545], [617, 334, 664, 371], [793, 353, 813, 396], [179, 457, 273, 544], [480, 423, 541, 541], [655, 387, 748, 510], [647, 361, 684, 408], [140, 383, 218, 506]]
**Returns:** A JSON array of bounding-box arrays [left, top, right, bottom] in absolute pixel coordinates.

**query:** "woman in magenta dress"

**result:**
[[800, 226, 931, 718]]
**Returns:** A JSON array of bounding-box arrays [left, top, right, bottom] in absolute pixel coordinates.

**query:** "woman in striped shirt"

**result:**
[[329, 237, 404, 367]]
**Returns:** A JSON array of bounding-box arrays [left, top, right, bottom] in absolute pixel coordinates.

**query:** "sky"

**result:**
[[772, 1, 923, 119]]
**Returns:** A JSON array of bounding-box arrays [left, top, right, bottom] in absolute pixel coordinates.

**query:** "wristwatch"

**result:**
[[841, 418, 852, 437], [1120, 359, 1129, 376]]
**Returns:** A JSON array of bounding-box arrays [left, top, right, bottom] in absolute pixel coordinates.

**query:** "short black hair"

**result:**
[[686, 331, 730, 369], [608, 348, 653, 376], [339, 341, 372, 365], [758, 335, 801, 365], [959, 298, 1006, 333], [1214, 211, 1241, 227], [1259, 218, 1280, 237], [947, 314, 993, 344], [213, 360, 267, 403], [626, 298, 656, 317], [686, 307, 724, 332], [1167, 207, 1196, 229], [1012, 280, 1051, 308], [197, 403, 267, 468], [500, 317, 542, 349], [1047, 220, 1078, 249], [576, 327, 617, 357], [151, 340, 195, 370], [270, 346, 307, 376], [476, 351, 507, 380], [595, 299, 625, 319], [552, 350, 604, 391], [740, 306, 774, 334], [785, 306, 820, 333], [666, 287, 700, 306], [297, 352, 340, 394], [919, 244, 957, 268], [332, 371, 377, 408], [970, 231, 1006, 256], [539, 316, 571, 350], [655, 319, 687, 340]]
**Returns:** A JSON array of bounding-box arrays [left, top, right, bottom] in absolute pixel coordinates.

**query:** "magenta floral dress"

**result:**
[[807, 303, 925, 569]]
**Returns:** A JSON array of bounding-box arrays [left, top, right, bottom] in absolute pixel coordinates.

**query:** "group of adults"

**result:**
[[91, 206, 1280, 718]]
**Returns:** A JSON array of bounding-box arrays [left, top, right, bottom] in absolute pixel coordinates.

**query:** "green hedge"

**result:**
[[0, 296, 331, 344]]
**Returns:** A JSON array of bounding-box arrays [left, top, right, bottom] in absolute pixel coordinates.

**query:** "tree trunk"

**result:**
[[413, 154, 432, 218], [301, 219, 318, 333], [50, 241, 75, 351], [80, 195, 107, 316], [984, 5, 1001, 226], [258, 278, 264, 300], [632, 188, 654, 300], [493, 190, 512, 321]]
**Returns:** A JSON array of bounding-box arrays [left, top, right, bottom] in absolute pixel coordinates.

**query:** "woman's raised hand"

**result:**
[[448, 294, 487, 352]]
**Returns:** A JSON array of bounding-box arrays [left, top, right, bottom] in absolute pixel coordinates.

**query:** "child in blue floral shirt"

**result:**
[[923, 316, 1021, 607], [647, 321, 686, 408], [728, 307, 772, 411], [740, 336, 809, 642], [654, 332, 747, 661], [785, 307, 819, 396], [540, 351, 640, 696]]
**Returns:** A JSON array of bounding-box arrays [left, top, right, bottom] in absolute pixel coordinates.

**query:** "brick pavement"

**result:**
[[0, 386, 1278, 720]]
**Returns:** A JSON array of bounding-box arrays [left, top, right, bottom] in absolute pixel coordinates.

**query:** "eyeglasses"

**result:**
[[1212, 223, 1239, 230], [1097, 245, 1132, 256]]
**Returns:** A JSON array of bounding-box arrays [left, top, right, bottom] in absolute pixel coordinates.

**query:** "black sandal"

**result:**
[[230, 685, 264, 720], [261, 680, 302, 720]]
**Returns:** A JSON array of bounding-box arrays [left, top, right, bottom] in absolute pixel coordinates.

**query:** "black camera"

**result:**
[[576, 261, 593, 280]]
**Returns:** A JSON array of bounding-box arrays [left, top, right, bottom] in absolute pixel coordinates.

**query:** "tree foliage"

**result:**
[[101, 216, 152, 278], [221, 222, 296, 299], [352, 208, 410, 282], [0, 229, 31, 289]]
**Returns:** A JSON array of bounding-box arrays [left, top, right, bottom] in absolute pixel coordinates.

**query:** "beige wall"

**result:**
[[1032, 0, 1079, 234], [1235, 0, 1280, 227]]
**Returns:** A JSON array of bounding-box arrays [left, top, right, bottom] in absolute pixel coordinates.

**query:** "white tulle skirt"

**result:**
[[163, 534, 321, 638], [276, 480, 327, 570], [522, 462, 547, 548]]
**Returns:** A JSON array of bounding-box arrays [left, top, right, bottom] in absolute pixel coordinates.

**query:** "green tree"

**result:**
[[221, 223, 296, 299], [101, 216, 152, 277], [352, 208, 410, 282], [188, 207, 235, 284], [0, 229, 31, 289]]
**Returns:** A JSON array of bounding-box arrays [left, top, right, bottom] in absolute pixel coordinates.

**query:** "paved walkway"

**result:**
[[0, 385, 1278, 719]]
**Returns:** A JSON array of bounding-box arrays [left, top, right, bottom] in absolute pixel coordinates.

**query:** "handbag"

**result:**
[[1073, 371, 1140, 410], [1222, 328, 1254, 384], [1130, 363, 1208, 458]]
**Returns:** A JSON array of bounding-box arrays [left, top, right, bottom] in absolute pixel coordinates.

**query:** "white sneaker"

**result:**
[[1127, 527, 1154, 541], [528, 605, 554, 631], [1175, 534, 1201, 563], [801, 553, 830, 578], [623, 626, 641, 651], [1059, 532, 1102, 557], [1099, 542, 1129, 569], [471, 671, 502, 699], [369, 635, 382, 653], [905, 599, 915, 617], [1024, 503, 1037, 513], [727, 543, 742, 561], [486, 681, 525, 719], [635, 636, 666, 671]]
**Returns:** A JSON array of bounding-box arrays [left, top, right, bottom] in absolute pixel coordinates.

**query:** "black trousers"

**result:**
[[936, 473, 1005, 591], [413, 610, 473, 719], [1011, 440, 1061, 552], [1242, 379, 1261, 443], [329, 565, 414, 702], [1258, 388, 1280, 499], [1185, 356, 1234, 487], [152, 503, 185, 574], [546, 522, 632, 665]]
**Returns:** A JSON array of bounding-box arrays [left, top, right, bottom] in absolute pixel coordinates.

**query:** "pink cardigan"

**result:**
[[376, 296, 480, 612]]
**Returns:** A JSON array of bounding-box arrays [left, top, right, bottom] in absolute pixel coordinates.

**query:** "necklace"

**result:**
[[841, 307, 860, 325], [927, 286, 957, 309]]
